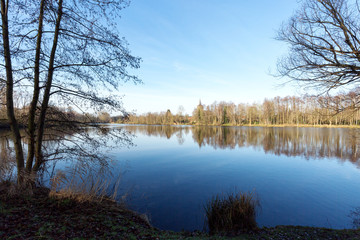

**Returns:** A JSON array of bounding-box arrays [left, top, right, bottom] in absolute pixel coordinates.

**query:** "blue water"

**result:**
[[103, 125, 360, 231]]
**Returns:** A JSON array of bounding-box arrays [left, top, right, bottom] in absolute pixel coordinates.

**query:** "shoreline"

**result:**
[[1, 184, 359, 239], [119, 122, 360, 129], [3, 121, 359, 130]]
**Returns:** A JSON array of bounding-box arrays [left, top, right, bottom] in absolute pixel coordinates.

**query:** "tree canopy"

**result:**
[[0, 0, 140, 185], [277, 0, 360, 98]]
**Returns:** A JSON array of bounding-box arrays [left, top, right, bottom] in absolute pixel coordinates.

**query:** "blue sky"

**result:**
[[116, 0, 301, 115]]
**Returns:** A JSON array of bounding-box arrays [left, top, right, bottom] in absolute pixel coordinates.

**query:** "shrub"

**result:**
[[204, 191, 259, 234]]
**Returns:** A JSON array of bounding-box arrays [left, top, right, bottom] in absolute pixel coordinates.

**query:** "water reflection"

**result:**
[[2, 125, 359, 168], [0, 131, 15, 180], [122, 125, 360, 166], [349, 207, 360, 229], [2, 125, 360, 230], [0, 125, 132, 183]]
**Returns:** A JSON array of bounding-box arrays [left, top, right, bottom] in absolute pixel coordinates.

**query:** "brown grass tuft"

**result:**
[[49, 167, 121, 204], [205, 191, 260, 234]]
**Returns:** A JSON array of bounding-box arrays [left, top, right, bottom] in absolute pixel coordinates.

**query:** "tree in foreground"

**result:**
[[277, 0, 360, 112], [0, 0, 140, 185]]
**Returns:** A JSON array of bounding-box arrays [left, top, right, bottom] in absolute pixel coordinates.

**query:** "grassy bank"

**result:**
[[1, 185, 360, 239]]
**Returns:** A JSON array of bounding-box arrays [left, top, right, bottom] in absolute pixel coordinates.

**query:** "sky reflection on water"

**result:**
[[1, 125, 359, 231], [107, 125, 360, 231]]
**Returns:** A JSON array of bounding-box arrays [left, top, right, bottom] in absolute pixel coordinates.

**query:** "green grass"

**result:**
[[205, 191, 260, 234]]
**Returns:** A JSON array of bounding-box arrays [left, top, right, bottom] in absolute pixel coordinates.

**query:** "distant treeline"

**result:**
[[120, 91, 360, 126], [3, 92, 359, 127]]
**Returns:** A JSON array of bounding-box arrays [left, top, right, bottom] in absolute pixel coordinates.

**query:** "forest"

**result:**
[[122, 90, 360, 126], [3, 89, 360, 129]]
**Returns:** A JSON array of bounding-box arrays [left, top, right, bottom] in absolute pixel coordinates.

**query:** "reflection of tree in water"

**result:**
[[350, 207, 360, 229], [176, 131, 185, 145], [123, 125, 188, 140], [123, 125, 360, 166], [4, 126, 359, 173], [0, 127, 83, 180], [0, 125, 132, 182], [192, 127, 239, 149], [191, 126, 360, 166], [0, 130, 15, 180]]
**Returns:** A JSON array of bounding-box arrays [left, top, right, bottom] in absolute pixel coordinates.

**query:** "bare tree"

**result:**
[[0, 0, 141, 185], [277, 0, 360, 103], [1, 0, 25, 183]]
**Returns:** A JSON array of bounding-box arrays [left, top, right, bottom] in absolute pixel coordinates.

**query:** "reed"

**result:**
[[204, 191, 259, 234], [49, 164, 122, 203]]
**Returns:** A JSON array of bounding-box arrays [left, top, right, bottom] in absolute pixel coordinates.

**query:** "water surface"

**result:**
[[109, 125, 360, 231], [2, 125, 360, 231]]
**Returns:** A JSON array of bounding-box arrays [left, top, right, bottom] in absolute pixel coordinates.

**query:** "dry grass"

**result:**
[[49, 166, 122, 203], [205, 191, 260, 234], [240, 123, 360, 129]]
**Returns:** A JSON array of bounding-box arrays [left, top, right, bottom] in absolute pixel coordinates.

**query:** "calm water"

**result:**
[[2, 125, 360, 231], [103, 125, 360, 231]]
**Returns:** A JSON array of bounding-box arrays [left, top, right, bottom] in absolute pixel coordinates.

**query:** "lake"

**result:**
[[1, 124, 360, 231], [107, 125, 360, 231]]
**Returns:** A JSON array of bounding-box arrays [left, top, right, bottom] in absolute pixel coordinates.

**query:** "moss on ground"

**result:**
[[1, 184, 359, 239]]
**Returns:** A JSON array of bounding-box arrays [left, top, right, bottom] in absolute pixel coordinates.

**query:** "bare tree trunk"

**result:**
[[33, 0, 63, 173], [1, 0, 24, 184], [26, 0, 45, 173]]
